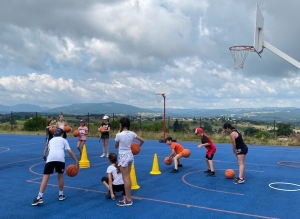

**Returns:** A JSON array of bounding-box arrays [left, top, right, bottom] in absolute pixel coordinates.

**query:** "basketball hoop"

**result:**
[[229, 46, 255, 69], [156, 94, 162, 103]]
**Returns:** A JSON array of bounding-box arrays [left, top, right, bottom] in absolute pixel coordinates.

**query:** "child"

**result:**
[[77, 119, 88, 158], [223, 122, 248, 184], [101, 153, 125, 200], [32, 128, 79, 206], [56, 115, 68, 139], [195, 127, 217, 176], [166, 137, 184, 173], [115, 117, 144, 206], [43, 118, 54, 161], [99, 115, 111, 158]]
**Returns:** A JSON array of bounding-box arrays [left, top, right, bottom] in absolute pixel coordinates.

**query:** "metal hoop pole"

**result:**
[[163, 94, 166, 142]]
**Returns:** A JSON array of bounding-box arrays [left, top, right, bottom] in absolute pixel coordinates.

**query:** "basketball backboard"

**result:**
[[155, 85, 171, 96], [254, 3, 264, 54]]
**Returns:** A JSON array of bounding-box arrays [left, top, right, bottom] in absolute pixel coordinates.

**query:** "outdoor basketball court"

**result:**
[[1, 133, 300, 219]]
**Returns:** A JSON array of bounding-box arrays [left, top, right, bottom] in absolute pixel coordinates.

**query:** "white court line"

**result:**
[[269, 182, 300, 192]]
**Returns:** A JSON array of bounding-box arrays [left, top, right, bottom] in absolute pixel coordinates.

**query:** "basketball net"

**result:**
[[229, 46, 255, 69], [156, 94, 162, 103]]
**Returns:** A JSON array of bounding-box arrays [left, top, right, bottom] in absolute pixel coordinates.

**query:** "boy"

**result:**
[[195, 128, 217, 176], [166, 137, 184, 173], [32, 128, 79, 206]]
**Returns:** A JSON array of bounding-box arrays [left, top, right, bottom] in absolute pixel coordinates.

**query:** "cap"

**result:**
[[80, 119, 85, 123], [54, 128, 64, 137], [195, 128, 203, 134], [103, 115, 109, 120]]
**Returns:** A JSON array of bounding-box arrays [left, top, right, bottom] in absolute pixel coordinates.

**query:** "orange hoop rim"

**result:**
[[229, 45, 255, 52]]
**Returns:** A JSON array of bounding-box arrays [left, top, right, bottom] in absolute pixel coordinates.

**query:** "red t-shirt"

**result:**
[[171, 142, 184, 154], [202, 134, 216, 155]]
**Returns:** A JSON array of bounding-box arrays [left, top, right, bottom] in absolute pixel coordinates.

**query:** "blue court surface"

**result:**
[[1, 134, 300, 219]]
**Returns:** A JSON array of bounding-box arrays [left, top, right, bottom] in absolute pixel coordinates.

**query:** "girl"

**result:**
[[223, 122, 248, 184], [56, 115, 68, 139], [99, 115, 111, 158], [115, 117, 144, 206], [101, 153, 125, 200], [77, 119, 88, 158], [43, 118, 55, 161], [195, 127, 217, 177], [165, 137, 184, 173]]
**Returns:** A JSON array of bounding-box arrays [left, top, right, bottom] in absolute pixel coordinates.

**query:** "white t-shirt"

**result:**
[[115, 131, 137, 154], [46, 136, 71, 163], [106, 165, 124, 185]]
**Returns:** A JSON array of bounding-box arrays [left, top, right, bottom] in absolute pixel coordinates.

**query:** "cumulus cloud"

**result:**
[[0, 0, 300, 109]]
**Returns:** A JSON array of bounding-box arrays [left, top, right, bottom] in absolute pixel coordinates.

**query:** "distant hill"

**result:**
[[1, 102, 300, 122], [44, 102, 159, 115], [0, 104, 49, 113]]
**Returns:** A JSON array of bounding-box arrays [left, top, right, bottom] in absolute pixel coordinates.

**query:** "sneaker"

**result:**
[[100, 153, 105, 158], [178, 164, 183, 167], [234, 178, 245, 184], [32, 196, 43, 206], [170, 169, 179, 173], [106, 154, 109, 158], [207, 171, 216, 177], [117, 199, 133, 206], [59, 195, 66, 201], [204, 169, 211, 173], [105, 191, 112, 199]]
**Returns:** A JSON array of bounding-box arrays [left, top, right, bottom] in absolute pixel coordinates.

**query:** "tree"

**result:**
[[203, 122, 213, 133], [276, 123, 293, 136], [23, 116, 47, 131], [173, 119, 180, 132], [244, 127, 259, 136]]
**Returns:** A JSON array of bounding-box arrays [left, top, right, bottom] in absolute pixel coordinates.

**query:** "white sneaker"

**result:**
[[100, 153, 105, 158], [106, 154, 109, 158]]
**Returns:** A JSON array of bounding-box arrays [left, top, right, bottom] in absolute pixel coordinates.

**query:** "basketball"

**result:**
[[66, 164, 78, 177], [73, 130, 80, 137], [50, 127, 56, 134], [225, 169, 235, 179], [164, 157, 172, 165], [182, 149, 191, 158], [64, 125, 72, 133], [131, 142, 140, 155], [99, 126, 106, 133]]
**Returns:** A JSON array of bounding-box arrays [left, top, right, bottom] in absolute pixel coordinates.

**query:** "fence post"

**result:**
[[11, 111, 13, 131], [168, 116, 170, 133], [36, 111, 38, 132], [112, 113, 115, 131], [274, 120, 276, 137], [139, 115, 142, 130], [200, 117, 202, 128], [88, 113, 90, 131]]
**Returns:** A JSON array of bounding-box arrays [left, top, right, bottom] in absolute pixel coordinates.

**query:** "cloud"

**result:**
[[0, 0, 300, 110]]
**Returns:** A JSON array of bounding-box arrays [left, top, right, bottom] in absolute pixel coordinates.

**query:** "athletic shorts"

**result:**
[[118, 153, 134, 167], [101, 134, 110, 140], [78, 140, 86, 143], [205, 154, 214, 160], [43, 161, 65, 174], [101, 176, 125, 195], [236, 147, 248, 155]]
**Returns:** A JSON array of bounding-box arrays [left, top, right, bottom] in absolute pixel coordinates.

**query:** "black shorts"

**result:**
[[236, 147, 248, 155], [205, 154, 214, 160], [101, 176, 125, 195], [101, 134, 109, 140], [63, 132, 67, 139], [43, 161, 65, 174]]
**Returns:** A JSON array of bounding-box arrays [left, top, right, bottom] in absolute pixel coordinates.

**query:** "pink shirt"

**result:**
[[78, 126, 88, 141]]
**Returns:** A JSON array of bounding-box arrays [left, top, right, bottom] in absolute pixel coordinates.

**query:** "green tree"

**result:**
[[23, 116, 47, 131], [276, 123, 293, 136], [173, 119, 180, 132], [244, 127, 259, 136], [203, 122, 213, 133]]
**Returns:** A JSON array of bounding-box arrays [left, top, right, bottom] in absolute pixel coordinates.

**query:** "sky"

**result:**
[[0, 0, 300, 109]]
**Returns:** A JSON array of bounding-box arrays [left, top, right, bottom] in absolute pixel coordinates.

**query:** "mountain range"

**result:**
[[1, 103, 300, 122]]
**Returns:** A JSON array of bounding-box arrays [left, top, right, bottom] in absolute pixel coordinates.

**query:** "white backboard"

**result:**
[[254, 3, 264, 54], [156, 85, 171, 96]]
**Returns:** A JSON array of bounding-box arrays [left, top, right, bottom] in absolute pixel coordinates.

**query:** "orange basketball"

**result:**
[[50, 127, 56, 134], [99, 126, 106, 133], [225, 169, 235, 179], [73, 130, 80, 137], [164, 157, 172, 165], [66, 164, 78, 177], [64, 125, 72, 133], [131, 142, 140, 155], [182, 149, 191, 158]]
